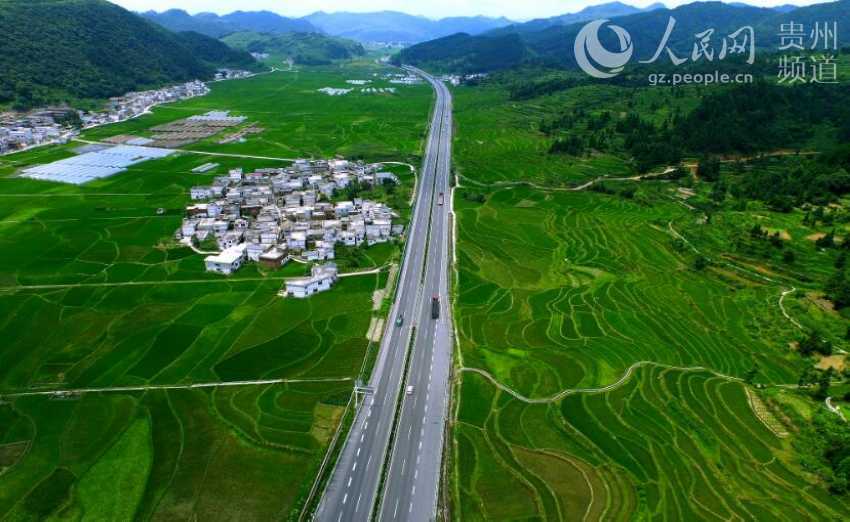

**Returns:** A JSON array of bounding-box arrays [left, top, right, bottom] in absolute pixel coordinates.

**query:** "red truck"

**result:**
[[431, 295, 440, 319]]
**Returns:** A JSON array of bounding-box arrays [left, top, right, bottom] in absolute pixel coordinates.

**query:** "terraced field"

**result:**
[[450, 78, 850, 518], [455, 187, 805, 396], [0, 64, 427, 520], [454, 366, 850, 521]]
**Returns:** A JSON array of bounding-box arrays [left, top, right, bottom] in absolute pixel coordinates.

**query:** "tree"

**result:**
[[826, 269, 850, 309], [783, 250, 796, 264], [693, 256, 709, 271], [799, 366, 818, 387], [750, 224, 766, 240], [814, 368, 835, 400], [744, 363, 760, 385], [799, 330, 833, 357], [817, 230, 837, 249], [697, 157, 721, 182]]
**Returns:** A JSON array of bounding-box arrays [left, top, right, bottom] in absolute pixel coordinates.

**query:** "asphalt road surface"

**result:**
[[314, 67, 453, 522]]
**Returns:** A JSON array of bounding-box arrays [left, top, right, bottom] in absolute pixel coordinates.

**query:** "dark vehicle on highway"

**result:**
[[396, 314, 404, 327], [431, 295, 440, 319]]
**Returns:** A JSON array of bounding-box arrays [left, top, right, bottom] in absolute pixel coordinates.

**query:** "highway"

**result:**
[[315, 67, 453, 522]]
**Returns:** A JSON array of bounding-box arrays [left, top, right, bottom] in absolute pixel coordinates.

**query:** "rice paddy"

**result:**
[[0, 64, 429, 520], [449, 80, 850, 520]]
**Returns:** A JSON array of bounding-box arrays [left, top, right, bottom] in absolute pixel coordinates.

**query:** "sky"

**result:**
[[109, 0, 825, 21]]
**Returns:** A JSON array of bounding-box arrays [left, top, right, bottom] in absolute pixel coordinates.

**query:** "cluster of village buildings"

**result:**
[[2, 69, 254, 156], [178, 159, 404, 298], [0, 81, 209, 155], [213, 69, 255, 82], [81, 81, 209, 128], [0, 109, 72, 155]]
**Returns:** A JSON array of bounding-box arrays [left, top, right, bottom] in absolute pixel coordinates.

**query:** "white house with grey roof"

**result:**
[[281, 263, 338, 298]]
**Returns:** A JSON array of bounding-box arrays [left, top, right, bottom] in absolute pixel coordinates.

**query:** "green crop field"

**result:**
[[455, 187, 821, 391], [449, 78, 850, 520], [453, 86, 630, 187], [454, 367, 850, 521], [0, 64, 429, 520], [81, 64, 433, 163]]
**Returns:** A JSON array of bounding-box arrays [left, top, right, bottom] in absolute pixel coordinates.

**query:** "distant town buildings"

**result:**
[[387, 73, 422, 85], [178, 159, 404, 297], [2, 69, 255, 157], [0, 111, 72, 155], [439, 74, 488, 86], [318, 87, 354, 96], [214, 69, 254, 81]]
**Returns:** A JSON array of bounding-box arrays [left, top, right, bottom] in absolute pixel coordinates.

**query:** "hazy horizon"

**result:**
[[109, 0, 827, 22]]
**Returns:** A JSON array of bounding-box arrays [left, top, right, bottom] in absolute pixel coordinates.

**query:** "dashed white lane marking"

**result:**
[[356, 493, 362, 512], [356, 447, 361, 457], [367, 455, 372, 468], [337, 512, 343, 522], [418, 441, 423, 450], [394, 499, 400, 519], [348, 476, 353, 487], [360, 432, 365, 443], [352, 462, 357, 472], [402, 458, 406, 474], [343, 493, 348, 505], [409, 502, 414, 513], [408, 425, 412, 439]]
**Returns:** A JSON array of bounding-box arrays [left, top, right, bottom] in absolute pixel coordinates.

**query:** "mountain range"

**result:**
[[141, 8, 516, 44], [141, 9, 318, 38], [304, 11, 514, 43], [0, 0, 257, 110], [396, 0, 850, 73], [491, 1, 667, 35]]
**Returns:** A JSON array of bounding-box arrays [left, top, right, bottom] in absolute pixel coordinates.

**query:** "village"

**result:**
[[178, 158, 405, 298], [0, 68, 254, 156], [0, 80, 209, 155]]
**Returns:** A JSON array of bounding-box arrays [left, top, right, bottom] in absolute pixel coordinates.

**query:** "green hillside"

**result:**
[[397, 0, 850, 73], [0, 0, 258, 110], [222, 32, 365, 65]]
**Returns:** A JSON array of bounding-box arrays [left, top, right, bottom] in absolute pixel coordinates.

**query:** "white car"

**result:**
[[406, 385, 414, 395]]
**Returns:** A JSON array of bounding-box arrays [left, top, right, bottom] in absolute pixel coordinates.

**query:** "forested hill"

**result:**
[[222, 32, 365, 65], [0, 0, 258, 110]]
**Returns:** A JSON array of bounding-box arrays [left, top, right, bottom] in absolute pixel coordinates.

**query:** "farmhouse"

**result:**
[[282, 263, 339, 298], [204, 244, 247, 275]]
